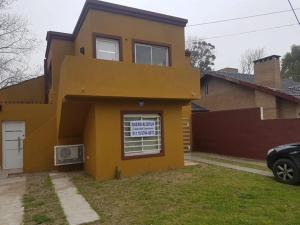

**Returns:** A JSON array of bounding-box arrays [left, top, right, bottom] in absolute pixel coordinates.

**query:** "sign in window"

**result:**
[[123, 113, 162, 157], [130, 120, 156, 137]]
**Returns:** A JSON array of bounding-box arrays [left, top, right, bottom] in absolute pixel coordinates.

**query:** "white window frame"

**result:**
[[134, 43, 169, 66], [95, 37, 120, 61], [122, 113, 163, 158]]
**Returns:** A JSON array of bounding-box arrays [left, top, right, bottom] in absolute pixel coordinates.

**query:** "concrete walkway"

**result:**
[[0, 176, 26, 225], [185, 153, 273, 177], [50, 173, 99, 225], [193, 152, 266, 167], [184, 160, 200, 166]]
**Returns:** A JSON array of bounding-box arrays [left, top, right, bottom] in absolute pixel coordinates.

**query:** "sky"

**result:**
[[11, 0, 300, 72]]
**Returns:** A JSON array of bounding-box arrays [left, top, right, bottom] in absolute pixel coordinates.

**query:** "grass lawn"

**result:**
[[72, 165, 300, 225], [23, 174, 68, 225]]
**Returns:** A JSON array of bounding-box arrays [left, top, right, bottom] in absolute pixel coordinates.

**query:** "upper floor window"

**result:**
[[95, 37, 120, 61], [134, 43, 169, 67]]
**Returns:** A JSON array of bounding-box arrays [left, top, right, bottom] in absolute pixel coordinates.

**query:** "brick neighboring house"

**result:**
[[193, 55, 300, 119]]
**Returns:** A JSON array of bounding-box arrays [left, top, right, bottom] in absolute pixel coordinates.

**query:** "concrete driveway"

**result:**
[[0, 176, 26, 225], [185, 152, 273, 177]]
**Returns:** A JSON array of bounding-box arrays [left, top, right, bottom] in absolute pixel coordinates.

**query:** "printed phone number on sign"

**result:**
[[130, 120, 156, 137]]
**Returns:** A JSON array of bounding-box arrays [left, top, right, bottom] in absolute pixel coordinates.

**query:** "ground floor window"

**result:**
[[122, 112, 164, 159]]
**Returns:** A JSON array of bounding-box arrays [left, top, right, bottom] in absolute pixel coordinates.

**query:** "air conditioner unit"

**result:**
[[54, 144, 84, 166]]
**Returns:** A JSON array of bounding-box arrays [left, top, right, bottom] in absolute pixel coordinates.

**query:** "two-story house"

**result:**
[[0, 0, 199, 180]]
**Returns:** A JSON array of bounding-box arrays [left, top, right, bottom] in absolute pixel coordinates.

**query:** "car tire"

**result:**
[[272, 159, 300, 185]]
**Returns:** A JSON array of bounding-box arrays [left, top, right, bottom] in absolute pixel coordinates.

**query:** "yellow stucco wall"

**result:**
[[82, 100, 185, 181], [0, 104, 56, 172], [46, 39, 74, 104], [0, 27, 66, 172], [52, 8, 199, 139], [83, 105, 97, 177], [52, 9, 198, 180], [182, 104, 192, 120], [0, 74, 57, 172], [182, 104, 192, 151], [58, 56, 199, 101], [0, 3, 199, 180], [0, 76, 45, 103], [74, 10, 186, 67]]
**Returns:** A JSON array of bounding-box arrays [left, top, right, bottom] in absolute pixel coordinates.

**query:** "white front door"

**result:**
[[2, 121, 25, 169]]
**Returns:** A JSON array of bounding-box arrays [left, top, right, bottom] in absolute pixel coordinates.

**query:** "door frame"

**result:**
[[2, 121, 25, 170]]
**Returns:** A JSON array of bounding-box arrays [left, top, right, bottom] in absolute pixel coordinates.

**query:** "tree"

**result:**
[[240, 48, 265, 74], [281, 45, 300, 81], [0, 0, 38, 88], [186, 36, 216, 72]]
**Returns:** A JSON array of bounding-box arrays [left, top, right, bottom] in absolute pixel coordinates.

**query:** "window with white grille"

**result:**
[[123, 113, 162, 157]]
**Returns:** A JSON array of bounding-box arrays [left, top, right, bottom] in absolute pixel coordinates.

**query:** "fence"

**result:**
[[192, 108, 300, 160]]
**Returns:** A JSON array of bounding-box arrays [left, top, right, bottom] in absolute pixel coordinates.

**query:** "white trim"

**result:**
[[260, 107, 264, 120], [123, 114, 162, 157], [125, 150, 161, 157], [125, 144, 162, 148], [123, 139, 158, 143]]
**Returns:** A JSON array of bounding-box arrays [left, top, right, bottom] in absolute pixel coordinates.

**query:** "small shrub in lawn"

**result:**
[[23, 196, 35, 206], [114, 166, 121, 180], [32, 214, 51, 224]]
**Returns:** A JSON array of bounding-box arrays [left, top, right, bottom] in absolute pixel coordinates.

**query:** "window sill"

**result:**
[[94, 58, 122, 62], [122, 150, 164, 160], [134, 62, 170, 68]]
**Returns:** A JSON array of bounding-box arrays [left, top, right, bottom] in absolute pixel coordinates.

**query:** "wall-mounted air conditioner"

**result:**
[[54, 144, 85, 166]]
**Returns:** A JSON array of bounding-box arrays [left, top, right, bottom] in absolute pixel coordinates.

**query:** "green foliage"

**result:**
[[187, 39, 216, 72], [32, 214, 51, 224], [281, 45, 300, 81]]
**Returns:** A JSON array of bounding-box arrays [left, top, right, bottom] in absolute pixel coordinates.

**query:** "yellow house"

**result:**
[[0, 0, 200, 180]]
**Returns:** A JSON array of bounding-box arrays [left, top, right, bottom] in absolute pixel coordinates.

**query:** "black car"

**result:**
[[267, 143, 300, 185]]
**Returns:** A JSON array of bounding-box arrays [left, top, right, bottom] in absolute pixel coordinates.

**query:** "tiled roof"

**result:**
[[281, 79, 300, 98], [205, 71, 300, 99]]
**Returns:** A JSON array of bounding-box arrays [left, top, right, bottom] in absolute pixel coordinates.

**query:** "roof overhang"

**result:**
[[45, 0, 188, 58], [202, 72, 300, 104]]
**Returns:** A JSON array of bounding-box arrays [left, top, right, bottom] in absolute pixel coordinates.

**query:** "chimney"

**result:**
[[254, 55, 281, 89], [218, 68, 239, 73]]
